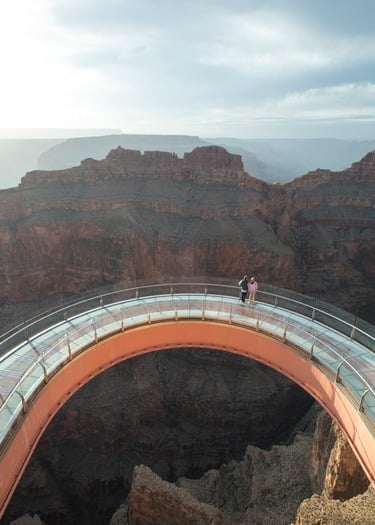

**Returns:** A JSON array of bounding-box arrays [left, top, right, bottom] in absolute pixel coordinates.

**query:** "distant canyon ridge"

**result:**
[[0, 144, 373, 322], [1, 133, 375, 189]]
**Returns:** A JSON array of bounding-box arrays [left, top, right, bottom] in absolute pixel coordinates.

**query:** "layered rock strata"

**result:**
[[0, 145, 373, 320]]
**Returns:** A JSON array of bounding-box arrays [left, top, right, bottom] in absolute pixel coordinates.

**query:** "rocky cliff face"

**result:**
[[294, 412, 373, 525], [279, 151, 375, 314], [106, 409, 372, 525], [0, 145, 373, 320], [127, 465, 230, 525]]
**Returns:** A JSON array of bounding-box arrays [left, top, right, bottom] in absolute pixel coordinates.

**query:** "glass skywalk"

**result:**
[[0, 283, 374, 453]]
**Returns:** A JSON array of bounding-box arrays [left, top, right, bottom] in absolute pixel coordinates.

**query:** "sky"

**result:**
[[1, 0, 375, 139]]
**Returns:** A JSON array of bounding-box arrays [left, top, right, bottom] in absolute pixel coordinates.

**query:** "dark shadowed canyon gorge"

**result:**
[[0, 145, 374, 524]]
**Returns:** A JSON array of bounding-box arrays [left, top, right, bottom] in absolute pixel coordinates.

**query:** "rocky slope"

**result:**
[[294, 412, 373, 524], [0, 145, 373, 320], [106, 410, 372, 525]]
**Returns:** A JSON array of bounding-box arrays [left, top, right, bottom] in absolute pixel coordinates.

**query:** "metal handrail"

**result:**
[[277, 314, 374, 398], [2, 291, 374, 396], [1, 282, 373, 359], [0, 291, 374, 455]]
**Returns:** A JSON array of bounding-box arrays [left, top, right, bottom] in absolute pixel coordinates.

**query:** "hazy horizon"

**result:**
[[0, 128, 375, 142]]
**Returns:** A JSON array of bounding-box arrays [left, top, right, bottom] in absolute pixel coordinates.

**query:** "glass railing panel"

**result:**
[[352, 329, 375, 353], [337, 365, 369, 400], [0, 287, 374, 454], [0, 395, 22, 443], [16, 367, 45, 402], [0, 332, 27, 358], [313, 310, 352, 338], [310, 342, 342, 373], [362, 393, 375, 430], [43, 348, 70, 375], [356, 318, 375, 339], [285, 325, 316, 354]]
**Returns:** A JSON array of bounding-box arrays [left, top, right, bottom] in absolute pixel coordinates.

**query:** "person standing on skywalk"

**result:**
[[238, 275, 249, 303], [248, 276, 258, 304]]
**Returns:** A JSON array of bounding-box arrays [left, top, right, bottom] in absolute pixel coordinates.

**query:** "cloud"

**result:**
[[0, 0, 375, 137], [276, 83, 375, 117], [198, 10, 375, 81]]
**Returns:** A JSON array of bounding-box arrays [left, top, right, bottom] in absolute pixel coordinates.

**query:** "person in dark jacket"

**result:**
[[238, 275, 248, 303]]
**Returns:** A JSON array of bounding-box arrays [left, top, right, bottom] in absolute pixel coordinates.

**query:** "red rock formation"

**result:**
[[177, 432, 314, 525], [294, 486, 375, 525], [127, 465, 230, 524], [321, 426, 369, 500], [294, 410, 371, 524], [0, 145, 295, 306], [0, 144, 373, 320], [111, 409, 372, 525], [309, 411, 338, 493]]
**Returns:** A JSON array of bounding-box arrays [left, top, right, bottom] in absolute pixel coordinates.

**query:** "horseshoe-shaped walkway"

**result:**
[[0, 283, 374, 517]]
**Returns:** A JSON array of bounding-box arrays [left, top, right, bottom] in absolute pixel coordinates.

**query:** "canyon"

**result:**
[[0, 144, 373, 319], [0, 144, 374, 524]]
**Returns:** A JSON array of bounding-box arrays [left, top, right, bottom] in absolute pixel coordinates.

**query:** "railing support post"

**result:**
[[40, 363, 49, 383], [24, 322, 29, 342], [93, 322, 98, 343], [309, 339, 315, 359], [66, 334, 72, 360], [120, 308, 125, 332], [359, 389, 369, 412], [335, 362, 344, 383], [15, 391, 27, 413]]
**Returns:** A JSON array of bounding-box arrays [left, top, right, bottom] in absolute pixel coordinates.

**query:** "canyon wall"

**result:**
[[0, 145, 373, 321], [106, 409, 373, 525]]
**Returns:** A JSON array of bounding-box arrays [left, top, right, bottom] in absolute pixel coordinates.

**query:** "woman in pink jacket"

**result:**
[[248, 277, 258, 303]]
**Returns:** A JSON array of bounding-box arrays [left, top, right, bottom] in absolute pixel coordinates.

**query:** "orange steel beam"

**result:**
[[0, 320, 374, 517]]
